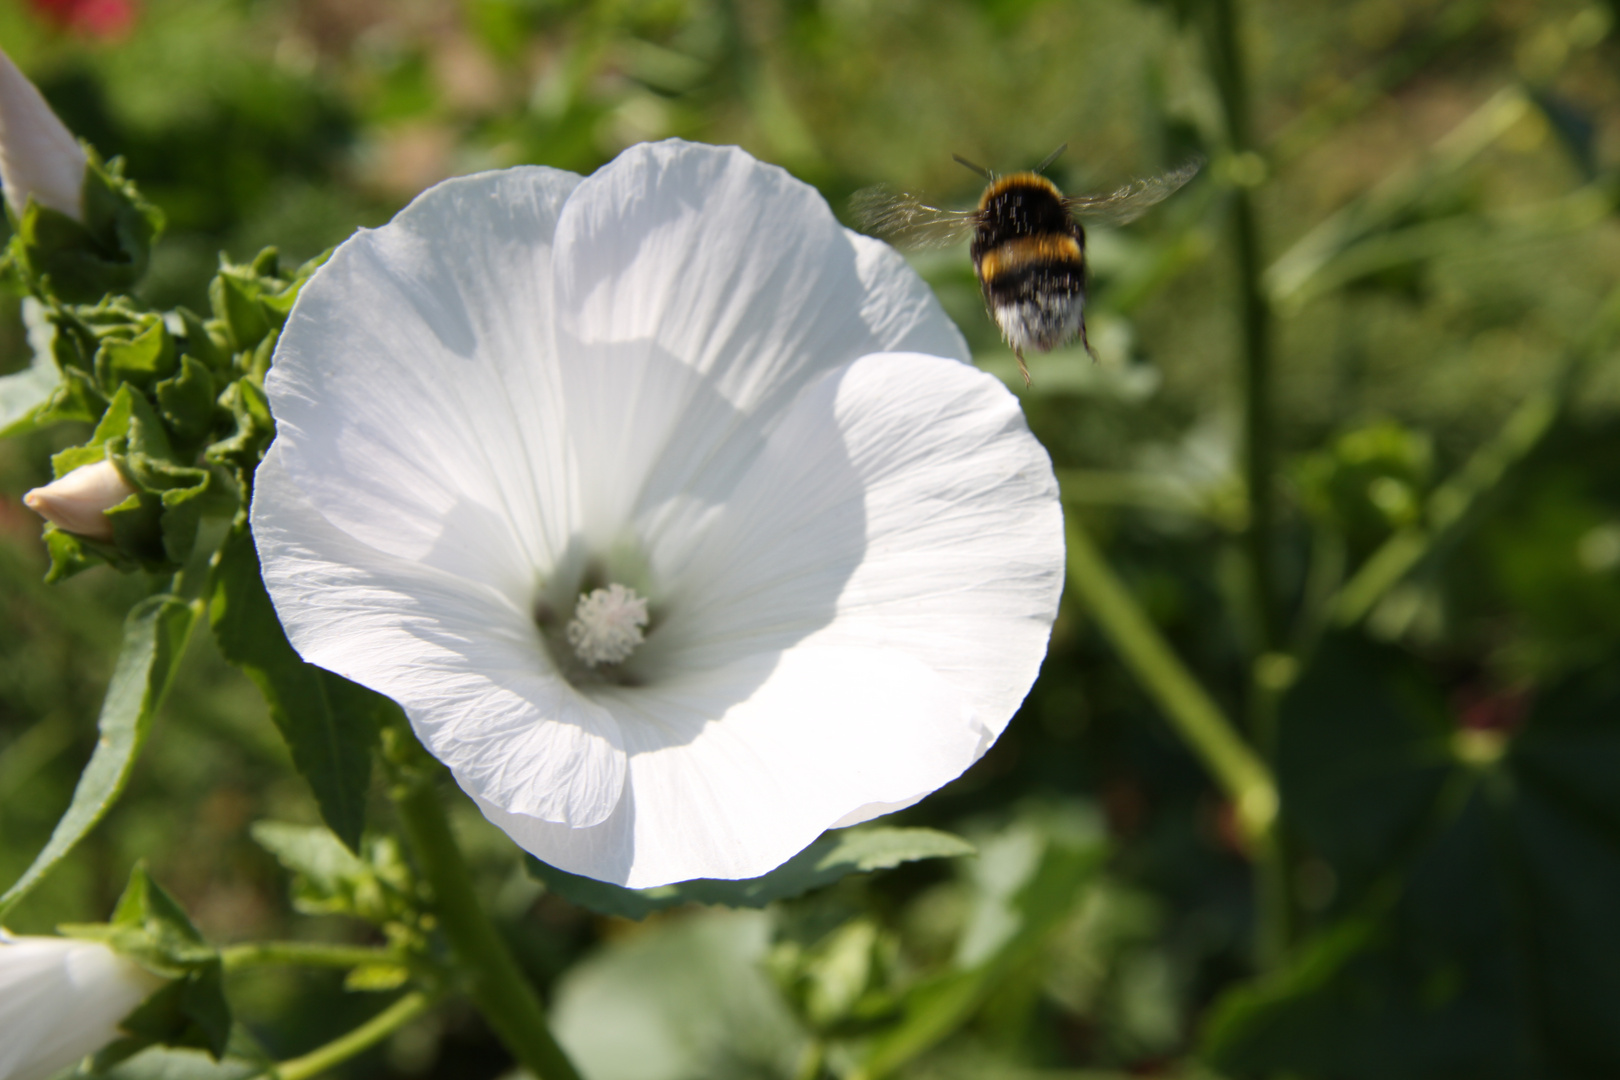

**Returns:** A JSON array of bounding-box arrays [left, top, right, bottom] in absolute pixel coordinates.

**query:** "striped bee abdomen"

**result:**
[[970, 173, 1088, 357]]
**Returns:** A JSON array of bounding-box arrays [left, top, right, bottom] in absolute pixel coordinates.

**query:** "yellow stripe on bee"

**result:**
[[978, 171, 1063, 208], [978, 235, 1082, 282]]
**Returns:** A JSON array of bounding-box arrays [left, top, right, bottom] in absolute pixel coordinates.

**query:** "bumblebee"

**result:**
[[853, 146, 1200, 384]]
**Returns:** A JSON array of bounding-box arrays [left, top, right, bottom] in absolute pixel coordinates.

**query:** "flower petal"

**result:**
[[642, 349, 1063, 734], [265, 166, 585, 597], [498, 350, 1061, 886], [0, 47, 87, 221], [549, 139, 969, 550], [252, 449, 626, 826], [0, 935, 161, 1080], [480, 645, 975, 887]]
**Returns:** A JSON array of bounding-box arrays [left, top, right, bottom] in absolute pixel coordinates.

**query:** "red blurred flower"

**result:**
[[27, 0, 137, 40]]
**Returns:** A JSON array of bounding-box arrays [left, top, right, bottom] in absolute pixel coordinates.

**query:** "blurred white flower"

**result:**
[[251, 140, 1064, 887], [23, 459, 135, 541], [0, 931, 163, 1080], [0, 47, 87, 221]]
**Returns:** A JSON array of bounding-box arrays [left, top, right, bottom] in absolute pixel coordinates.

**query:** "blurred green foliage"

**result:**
[[4, 0, 1620, 1078]]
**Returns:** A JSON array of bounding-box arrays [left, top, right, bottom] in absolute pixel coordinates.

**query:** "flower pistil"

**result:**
[[565, 583, 650, 667]]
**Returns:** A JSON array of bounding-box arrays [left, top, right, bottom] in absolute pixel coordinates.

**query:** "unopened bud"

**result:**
[[0, 930, 165, 1080], [0, 46, 87, 222], [23, 459, 135, 542]]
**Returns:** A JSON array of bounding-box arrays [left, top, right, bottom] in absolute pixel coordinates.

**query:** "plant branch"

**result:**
[[272, 991, 435, 1080], [1064, 518, 1277, 842], [383, 722, 585, 1080], [221, 941, 400, 973], [1202, 0, 1279, 653]]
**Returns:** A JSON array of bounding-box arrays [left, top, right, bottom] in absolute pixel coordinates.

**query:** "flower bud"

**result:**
[[0, 46, 87, 222], [0, 931, 165, 1080], [23, 459, 135, 542]]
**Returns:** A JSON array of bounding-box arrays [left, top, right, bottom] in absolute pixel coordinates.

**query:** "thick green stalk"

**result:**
[[274, 991, 435, 1080], [1204, 0, 1279, 654], [1064, 519, 1277, 841], [1065, 518, 1288, 962], [385, 729, 585, 1080]]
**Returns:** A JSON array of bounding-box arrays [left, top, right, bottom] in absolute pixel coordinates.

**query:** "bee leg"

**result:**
[[1079, 314, 1099, 363], [1014, 347, 1031, 387]]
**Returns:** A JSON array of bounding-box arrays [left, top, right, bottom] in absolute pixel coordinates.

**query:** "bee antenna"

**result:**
[[1034, 142, 1068, 174], [952, 154, 994, 181]]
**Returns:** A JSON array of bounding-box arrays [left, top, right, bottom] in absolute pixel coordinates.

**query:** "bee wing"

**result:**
[[849, 185, 977, 249], [1063, 158, 1203, 227]]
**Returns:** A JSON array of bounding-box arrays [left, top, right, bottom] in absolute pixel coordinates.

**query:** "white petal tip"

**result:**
[[0, 46, 88, 222]]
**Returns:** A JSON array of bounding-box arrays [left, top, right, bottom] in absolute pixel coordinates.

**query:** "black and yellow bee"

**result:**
[[853, 146, 1200, 384]]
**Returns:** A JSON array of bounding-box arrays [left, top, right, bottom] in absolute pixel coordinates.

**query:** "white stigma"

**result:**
[[565, 584, 650, 666]]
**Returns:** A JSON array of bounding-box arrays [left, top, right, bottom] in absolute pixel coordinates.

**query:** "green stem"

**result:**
[[384, 726, 585, 1080], [221, 941, 400, 973], [1056, 468, 1209, 517], [273, 991, 434, 1080], [1064, 519, 1277, 841], [1203, 0, 1279, 655]]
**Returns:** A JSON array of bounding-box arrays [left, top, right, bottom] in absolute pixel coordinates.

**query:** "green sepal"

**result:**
[[43, 386, 212, 579], [176, 307, 231, 372], [205, 377, 275, 495], [9, 303, 107, 432], [155, 356, 219, 449], [95, 317, 178, 391], [207, 247, 323, 364], [209, 268, 273, 355], [8, 149, 163, 304], [33, 363, 107, 427], [62, 864, 230, 1061]]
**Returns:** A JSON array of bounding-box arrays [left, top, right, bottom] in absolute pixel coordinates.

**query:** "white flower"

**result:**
[[0, 931, 164, 1080], [251, 140, 1064, 888], [0, 47, 87, 221], [23, 459, 135, 542]]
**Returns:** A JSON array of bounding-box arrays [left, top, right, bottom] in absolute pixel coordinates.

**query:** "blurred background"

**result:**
[[2, 0, 1620, 1077]]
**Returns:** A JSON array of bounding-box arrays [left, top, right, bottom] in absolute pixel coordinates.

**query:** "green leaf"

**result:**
[[0, 596, 196, 917], [250, 821, 370, 899], [210, 521, 377, 850], [551, 910, 809, 1080], [76, 1047, 266, 1080], [1204, 632, 1620, 1079], [527, 827, 977, 920], [856, 812, 1106, 1079], [249, 821, 416, 926]]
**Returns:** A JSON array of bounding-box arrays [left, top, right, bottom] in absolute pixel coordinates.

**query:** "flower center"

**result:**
[[565, 583, 650, 666]]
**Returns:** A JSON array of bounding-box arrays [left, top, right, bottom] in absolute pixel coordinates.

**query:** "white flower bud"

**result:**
[[23, 459, 135, 542], [0, 46, 88, 222], [0, 931, 165, 1080]]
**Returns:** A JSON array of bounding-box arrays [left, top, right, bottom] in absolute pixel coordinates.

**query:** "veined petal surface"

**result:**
[[254, 139, 1063, 886]]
